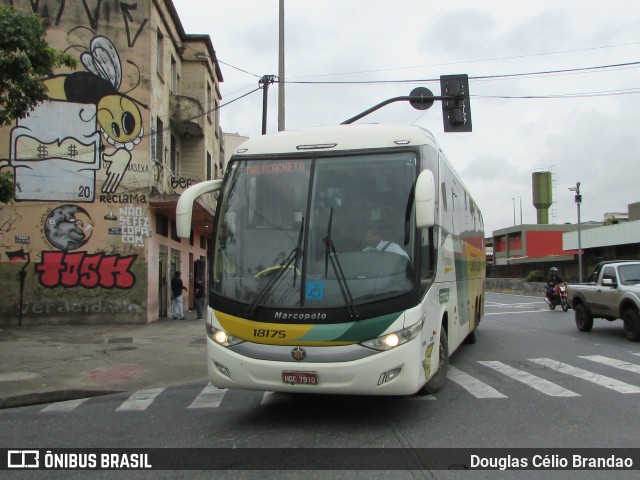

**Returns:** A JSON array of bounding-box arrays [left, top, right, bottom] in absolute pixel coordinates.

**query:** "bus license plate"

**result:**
[[282, 371, 319, 385]]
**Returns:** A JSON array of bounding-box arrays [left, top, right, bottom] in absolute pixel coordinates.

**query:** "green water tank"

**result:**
[[532, 171, 552, 224]]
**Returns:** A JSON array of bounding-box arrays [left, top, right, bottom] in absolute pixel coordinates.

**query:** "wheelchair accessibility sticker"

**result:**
[[306, 281, 325, 301]]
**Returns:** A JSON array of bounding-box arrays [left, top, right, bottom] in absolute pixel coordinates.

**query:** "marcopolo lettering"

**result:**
[[274, 311, 327, 321]]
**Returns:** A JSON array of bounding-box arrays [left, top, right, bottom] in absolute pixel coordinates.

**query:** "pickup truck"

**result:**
[[567, 260, 640, 342]]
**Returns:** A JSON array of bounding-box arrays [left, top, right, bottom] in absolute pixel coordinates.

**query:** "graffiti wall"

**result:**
[[0, 0, 154, 325]]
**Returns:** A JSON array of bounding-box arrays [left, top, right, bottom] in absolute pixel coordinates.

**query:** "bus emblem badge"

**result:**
[[291, 347, 307, 361]]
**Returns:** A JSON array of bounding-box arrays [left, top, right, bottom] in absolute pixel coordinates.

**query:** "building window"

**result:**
[[207, 83, 212, 123], [170, 134, 177, 173], [206, 151, 212, 181], [156, 31, 164, 78], [170, 55, 177, 92], [156, 213, 169, 237], [156, 118, 164, 163], [171, 220, 180, 242]]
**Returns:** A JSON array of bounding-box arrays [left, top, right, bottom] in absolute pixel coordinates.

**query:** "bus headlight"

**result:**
[[360, 323, 421, 351], [206, 323, 244, 347]]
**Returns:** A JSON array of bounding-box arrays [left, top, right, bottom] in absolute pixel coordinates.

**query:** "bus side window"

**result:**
[[420, 227, 436, 292]]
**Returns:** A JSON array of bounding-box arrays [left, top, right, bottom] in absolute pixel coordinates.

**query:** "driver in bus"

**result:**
[[363, 225, 409, 259]]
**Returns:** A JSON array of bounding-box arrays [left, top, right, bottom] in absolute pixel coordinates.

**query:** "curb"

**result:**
[[0, 389, 121, 410]]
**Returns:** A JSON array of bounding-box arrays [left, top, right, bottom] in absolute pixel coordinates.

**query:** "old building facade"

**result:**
[[0, 0, 223, 325]]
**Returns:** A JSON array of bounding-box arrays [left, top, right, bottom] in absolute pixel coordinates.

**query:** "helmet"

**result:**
[[550, 267, 558, 274]]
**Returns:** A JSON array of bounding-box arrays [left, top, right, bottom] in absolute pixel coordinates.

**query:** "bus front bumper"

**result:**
[[206, 336, 426, 396]]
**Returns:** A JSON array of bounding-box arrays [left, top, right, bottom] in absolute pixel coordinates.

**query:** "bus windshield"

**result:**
[[212, 152, 417, 313]]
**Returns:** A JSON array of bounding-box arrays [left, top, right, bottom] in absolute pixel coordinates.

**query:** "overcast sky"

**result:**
[[172, 0, 640, 235]]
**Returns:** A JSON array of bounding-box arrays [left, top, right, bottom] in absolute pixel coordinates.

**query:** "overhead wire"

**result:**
[[287, 41, 640, 80], [280, 60, 640, 85]]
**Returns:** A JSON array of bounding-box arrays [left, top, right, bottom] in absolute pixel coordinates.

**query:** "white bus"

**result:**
[[177, 123, 485, 395]]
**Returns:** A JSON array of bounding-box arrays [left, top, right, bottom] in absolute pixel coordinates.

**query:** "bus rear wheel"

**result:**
[[421, 329, 449, 394]]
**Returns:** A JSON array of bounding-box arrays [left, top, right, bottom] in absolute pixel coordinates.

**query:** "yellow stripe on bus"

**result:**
[[214, 310, 355, 346]]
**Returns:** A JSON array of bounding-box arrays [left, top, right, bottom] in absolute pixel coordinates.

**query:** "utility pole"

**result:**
[[278, 0, 285, 131], [569, 182, 583, 282], [259, 75, 276, 135]]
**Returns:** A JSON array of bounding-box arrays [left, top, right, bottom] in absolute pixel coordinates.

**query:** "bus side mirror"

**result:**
[[415, 170, 435, 229], [176, 179, 223, 238]]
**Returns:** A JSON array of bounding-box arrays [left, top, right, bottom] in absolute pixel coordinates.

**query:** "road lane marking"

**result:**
[[115, 387, 165, 411], [447, 366, 507, 399], [41, 397, 90, 413], [484, 310, 547, 316], [529, 358, 640, 394], [478, 361, 579, 397], [188, 383, 227, 409], [579, 355, 640, 375]]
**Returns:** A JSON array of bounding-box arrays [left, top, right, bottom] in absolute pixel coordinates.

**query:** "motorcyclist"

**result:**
[[546, 267, 563, 302]]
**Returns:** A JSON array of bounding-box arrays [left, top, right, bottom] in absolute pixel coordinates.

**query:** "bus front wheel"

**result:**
[[421, 328, 449, 394]]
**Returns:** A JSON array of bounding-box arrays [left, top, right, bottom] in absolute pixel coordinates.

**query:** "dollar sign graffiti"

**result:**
[[67, 144, 78, 158], [37, 144, 48, 159]]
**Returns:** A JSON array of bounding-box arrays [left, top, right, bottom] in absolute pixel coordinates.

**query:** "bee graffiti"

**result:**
[[42, 34, 148, 195], [44, 35, 146, 152]]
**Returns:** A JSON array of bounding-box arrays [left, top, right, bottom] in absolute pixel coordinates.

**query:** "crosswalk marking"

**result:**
[[529, 358, 640, 394], [415, 394, 436, 401], [34, 354, 640, 413], [188, 383, 227, 409], [478, 361, 579, 397], [115, 387, 165, 411], [41, 397, 90, 413], [579, 355, 640, 375], [447, 365, 507, 398]]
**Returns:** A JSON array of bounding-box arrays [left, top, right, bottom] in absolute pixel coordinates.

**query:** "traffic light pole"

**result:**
[[259, 75, 276, 135], [341, 75, 472, 132]]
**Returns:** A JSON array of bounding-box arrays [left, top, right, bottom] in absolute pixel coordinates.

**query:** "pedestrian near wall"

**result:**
[[194, 277, 205, 320], [171, 271, 187, 320]]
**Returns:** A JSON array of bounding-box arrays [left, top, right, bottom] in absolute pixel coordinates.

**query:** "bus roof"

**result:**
[[231, 124, 440, 156]]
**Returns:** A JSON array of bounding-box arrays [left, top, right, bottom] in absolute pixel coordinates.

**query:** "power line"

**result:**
[[279, 60, 640, 86], [287, 41, 640, 80], [475, 87, 640, 99]]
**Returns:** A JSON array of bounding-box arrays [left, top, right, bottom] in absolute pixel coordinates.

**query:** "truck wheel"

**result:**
[[623, 309, 640, 342], [574, 303, 593, 332], [422, 329, 449, 394]]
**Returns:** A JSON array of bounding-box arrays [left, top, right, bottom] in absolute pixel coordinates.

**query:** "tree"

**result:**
[[0, 170, 14, 203], [0, 5, 76, 127]]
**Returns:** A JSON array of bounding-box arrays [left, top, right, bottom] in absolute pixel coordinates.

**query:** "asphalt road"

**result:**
[[2, 292, 640, 479]]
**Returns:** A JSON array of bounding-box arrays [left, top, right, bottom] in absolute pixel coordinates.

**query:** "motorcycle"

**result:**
[[545, 282, 569, 312]]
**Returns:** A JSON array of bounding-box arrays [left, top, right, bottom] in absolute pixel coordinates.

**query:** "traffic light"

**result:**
[[440, 75, 472, 132]]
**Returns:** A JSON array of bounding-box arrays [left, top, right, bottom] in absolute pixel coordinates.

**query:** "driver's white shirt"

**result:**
[[364, 240, 409, 259]]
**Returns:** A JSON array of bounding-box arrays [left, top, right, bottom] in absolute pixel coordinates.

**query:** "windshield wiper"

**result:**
[[246, 219, 305, 317], [323, 208, 358, 319]]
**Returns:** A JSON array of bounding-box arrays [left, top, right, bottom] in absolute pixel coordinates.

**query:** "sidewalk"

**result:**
[[0, 310, 208, 409]]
